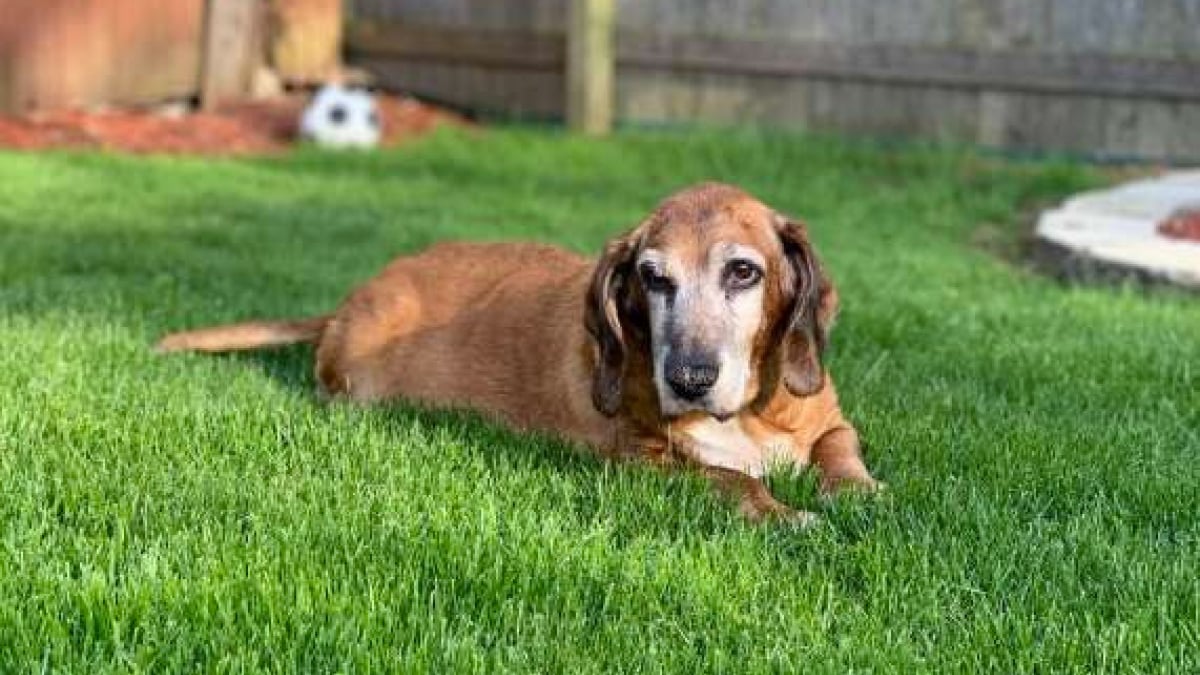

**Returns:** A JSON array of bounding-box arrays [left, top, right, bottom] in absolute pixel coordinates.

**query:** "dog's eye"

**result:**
[[726, 260, 762, 289], [639, 264, 674, 294]]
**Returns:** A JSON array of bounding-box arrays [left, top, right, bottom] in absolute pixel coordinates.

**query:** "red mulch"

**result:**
[[1158, 208, 1200, 243], [0, 94, 472, 156]]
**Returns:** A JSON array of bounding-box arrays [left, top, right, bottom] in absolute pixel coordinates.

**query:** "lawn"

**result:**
[[0, 128, 1196, 673]]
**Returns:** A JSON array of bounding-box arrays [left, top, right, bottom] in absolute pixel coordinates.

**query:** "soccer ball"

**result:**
[[299, 84, 382, 149]]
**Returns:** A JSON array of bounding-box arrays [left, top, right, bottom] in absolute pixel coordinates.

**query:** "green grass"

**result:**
[[1, 127, 1197, 673]]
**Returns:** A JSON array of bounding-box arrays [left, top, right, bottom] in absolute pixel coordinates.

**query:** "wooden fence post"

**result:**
[[566, 0, 614, 135], [200, 0, 266, 110]]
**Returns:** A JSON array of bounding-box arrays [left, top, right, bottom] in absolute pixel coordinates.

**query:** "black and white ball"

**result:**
[[299, 84, 381, 149]]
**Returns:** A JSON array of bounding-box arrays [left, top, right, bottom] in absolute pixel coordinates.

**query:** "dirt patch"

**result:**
[[0, 94, 472, 156]]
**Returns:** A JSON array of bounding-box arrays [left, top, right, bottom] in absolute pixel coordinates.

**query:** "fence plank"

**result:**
[[347, 21, 564, 71], [615, 33, 1200, 102], [347, 22, 1200, 102], [0, 0, 204, 113]]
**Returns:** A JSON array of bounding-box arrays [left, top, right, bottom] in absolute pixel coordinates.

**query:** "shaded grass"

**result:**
[[0, 128, 1196, 672]]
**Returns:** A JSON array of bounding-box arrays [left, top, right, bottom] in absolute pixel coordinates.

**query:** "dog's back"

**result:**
[[314, 241, 606, 439]]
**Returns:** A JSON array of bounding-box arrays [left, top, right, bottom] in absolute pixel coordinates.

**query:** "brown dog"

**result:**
[[158, 183, 879, 523]]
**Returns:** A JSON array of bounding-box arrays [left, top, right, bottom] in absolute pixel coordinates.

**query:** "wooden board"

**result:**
[[347, 21, 564, 71], [200, 0, 266, 109], [0, 0, 205, 113], [348, 22, 1200, 100], [616, 33, 1200, 102]]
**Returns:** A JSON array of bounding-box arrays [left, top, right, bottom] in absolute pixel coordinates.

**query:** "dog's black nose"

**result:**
[[665, 357, 719, 401]]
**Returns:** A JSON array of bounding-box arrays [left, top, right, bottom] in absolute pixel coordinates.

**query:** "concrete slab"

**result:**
[[1034, 171, 1200, 290]]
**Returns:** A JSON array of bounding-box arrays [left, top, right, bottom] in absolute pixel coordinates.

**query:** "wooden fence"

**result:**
[[0, 0, 341, 114], [347, 0, 1200, 161], [0, 0, 205, 112]]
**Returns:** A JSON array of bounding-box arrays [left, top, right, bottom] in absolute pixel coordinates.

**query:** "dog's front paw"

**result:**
[[819, 472, 886, 499], [738, 497, 821, 529]]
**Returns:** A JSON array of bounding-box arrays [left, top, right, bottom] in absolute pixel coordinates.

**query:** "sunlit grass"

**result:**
[[0, 127, 1196, 672]]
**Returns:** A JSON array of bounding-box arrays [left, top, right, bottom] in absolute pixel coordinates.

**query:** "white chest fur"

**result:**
[[678, 417, 802, 478]]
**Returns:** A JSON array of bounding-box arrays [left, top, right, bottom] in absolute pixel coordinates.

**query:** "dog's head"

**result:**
[[585, 182, 838, 421]]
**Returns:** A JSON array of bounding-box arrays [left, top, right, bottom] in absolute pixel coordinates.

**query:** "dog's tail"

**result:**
[[155, 315, 330, 354]]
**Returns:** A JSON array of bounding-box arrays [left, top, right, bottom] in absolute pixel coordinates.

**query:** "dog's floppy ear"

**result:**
[[774, 217, 838, 397], [584, 231, 641, 416]]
